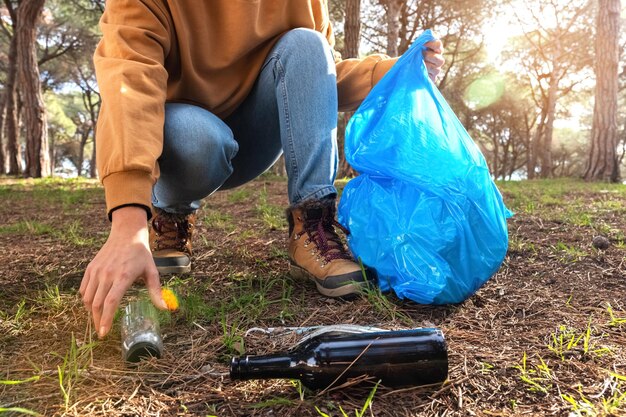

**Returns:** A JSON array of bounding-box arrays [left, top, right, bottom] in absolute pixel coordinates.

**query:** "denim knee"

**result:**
[[274, 28, 335, 74], [157, 103, 239, 204]]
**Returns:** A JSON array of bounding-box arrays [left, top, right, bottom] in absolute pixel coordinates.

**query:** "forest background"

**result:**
[[0, 0, 624, 184]]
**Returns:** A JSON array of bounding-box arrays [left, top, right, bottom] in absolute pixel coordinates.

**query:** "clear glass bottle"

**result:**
[[120, 298, 163, 363], [230, 328, 447, 389]]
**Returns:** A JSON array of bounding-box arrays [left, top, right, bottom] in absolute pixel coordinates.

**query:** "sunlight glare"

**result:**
[[482, 17, 513, 63]]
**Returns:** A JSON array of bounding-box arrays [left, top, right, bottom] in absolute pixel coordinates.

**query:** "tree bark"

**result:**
[[0, 92, 6, 174], [584, 0, 621, 182], [76, 87, 96, 177], [492, 136, 500, 180], [527, 113, 546, 179], [16, 0, 51, 178], [343, 0, 361, 59], [337, 0, 361, 179], [5, 24, 22, 175], [89, 101, 99, 178], [90, 141, 97, 177], [73, 60, 102, 178], [337, 112, 356, 178], [382, 0, 403, 56], [501, 135, 511, 180], [540, 72, 559, 178]]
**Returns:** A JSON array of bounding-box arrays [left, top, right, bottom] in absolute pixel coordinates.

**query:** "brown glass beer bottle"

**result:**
[[230, 328, 447, 389]]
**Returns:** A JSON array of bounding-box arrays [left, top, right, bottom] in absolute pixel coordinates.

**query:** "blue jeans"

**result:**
[[152, 29, 339, 214]]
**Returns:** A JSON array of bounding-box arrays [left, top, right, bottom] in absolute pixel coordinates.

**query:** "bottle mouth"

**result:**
[[230, 356, 243, 379], [124, 342, 162, 363]]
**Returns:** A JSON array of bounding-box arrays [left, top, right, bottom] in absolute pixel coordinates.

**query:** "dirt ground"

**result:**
[[0, 177, 625, 416]]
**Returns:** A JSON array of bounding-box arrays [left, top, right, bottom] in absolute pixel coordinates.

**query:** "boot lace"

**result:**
[[297, 211, 353, 264], [152, 213, 193, 253]]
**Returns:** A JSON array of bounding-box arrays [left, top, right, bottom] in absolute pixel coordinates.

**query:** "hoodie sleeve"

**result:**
[[335, 55, 397, 112], [93, 0, 171, 217]]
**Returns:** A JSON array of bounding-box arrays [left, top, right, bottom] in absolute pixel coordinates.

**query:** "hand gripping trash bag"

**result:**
[[338, 30, 512, 305]]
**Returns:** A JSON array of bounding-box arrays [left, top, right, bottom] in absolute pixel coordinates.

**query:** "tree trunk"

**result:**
[[0, 93, 6, 174], [540, 73, 559, 178], [83, 88, 99, 178], [90, 134, 97, 178], [269, 155, 286, 176], [527, 113, 546, 179], [343, 0, 361, 59], [584, 0, 621, 182], [5, 31, 22, 176], [74, 62, 102, 178], [489, 119, 499, 178], [47, 125, 54, 173], [89, 104, 99, 178], [492, 139, 499, 180], [501, 137, 511, 180], [336, 0, 362, 179], [78, 130, 91, 177], [617, 119, 626, 166], [337, 112, 356, 178], [507, 143, 518, 180], [382, 0, 403, 56], [17, 0, 51, 178]]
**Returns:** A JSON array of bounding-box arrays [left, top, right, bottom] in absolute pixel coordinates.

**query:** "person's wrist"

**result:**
[[111, 206, 149, 233]]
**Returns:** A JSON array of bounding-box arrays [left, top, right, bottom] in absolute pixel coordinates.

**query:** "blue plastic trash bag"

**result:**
[[338, 30, 512, 305]]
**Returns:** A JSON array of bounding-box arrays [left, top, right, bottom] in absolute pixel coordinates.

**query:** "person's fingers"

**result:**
[[80, 268, 98, 310], [425, 64, 442, 81], [79, 267, 89, 296], [423, 38, 444, 82], [424, 39, 443, 54], [428, 65, 441, 76], [79, 264, 99, 331], [80, 268, 103, 333], [423, 50, 445, 68], [91, 277, 114, 335], [98, 276, 134, 338], [423, 45, 444, 82], [144, 266, 167, 310]]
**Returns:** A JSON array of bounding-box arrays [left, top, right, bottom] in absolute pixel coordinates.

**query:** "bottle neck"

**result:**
[[230, 354, 301, 381]]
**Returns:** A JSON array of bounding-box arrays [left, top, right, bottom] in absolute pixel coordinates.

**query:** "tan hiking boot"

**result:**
[[149, 208, 195, 274], [286, 198, 371, 298]]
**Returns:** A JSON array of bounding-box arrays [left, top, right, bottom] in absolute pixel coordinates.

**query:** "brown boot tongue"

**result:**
[[304, 207, 325, 221], [304, 208, 348, 259], [152, 215, 192, 253]]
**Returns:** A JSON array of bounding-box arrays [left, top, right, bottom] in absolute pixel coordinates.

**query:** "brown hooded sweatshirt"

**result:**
[[94, 0, 396, 216]]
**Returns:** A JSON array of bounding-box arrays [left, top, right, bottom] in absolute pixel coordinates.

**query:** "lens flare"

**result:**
[[463, 73, 505, 110]]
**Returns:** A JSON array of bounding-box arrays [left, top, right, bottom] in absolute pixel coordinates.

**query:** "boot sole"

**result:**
[[289, 264, 364, 298], [155, 262, 191, 275]]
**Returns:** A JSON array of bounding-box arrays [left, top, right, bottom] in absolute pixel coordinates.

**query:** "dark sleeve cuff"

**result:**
[[108, 204, 152, 222]]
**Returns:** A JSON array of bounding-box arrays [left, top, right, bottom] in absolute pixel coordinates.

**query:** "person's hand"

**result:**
[[80, 206, 167, 338], [423, 38, 444, 82]]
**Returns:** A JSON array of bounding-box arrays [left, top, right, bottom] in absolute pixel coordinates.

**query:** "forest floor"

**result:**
[[0, 176, 625, 417]]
